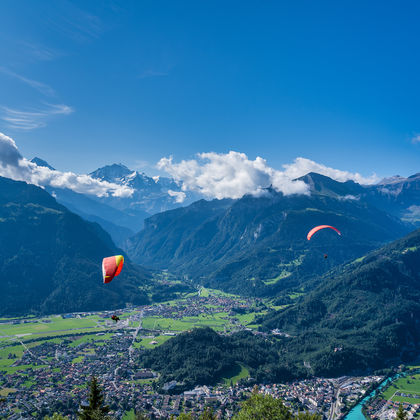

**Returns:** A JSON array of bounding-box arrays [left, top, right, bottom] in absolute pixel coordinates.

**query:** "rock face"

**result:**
[[88, 163, 196, 216], [0, 176, 150, 316]]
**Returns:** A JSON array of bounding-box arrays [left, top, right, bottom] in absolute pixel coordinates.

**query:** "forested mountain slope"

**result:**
[[0, 177, 151, 316], [262, 228, 420, 376], [128, 174, 410, 296]]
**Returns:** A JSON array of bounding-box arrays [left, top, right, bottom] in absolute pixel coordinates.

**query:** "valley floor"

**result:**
[[0, 289, 409, 419]]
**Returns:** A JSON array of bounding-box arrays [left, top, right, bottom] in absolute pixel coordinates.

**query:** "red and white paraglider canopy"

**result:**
[[307, 225, 341, 241], [102, 255, 124, 284]]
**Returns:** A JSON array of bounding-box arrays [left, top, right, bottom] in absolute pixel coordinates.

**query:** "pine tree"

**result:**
[[396, 404, 408, 420], [233, 392, 293, 420], [177, 414, 193, 420], [200, 407, 217, 420], [44, 414, 68, 420], [78, 376, 111, 420]]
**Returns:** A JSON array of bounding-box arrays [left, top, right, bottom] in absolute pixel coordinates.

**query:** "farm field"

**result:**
[[142, 311, 235, 332], [0, 315, 101, 341], [0, 314, 118, 375], [380, 373, 420, 403]]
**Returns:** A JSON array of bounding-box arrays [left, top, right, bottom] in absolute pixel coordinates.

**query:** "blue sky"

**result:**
[[1, 0, 420, 178]]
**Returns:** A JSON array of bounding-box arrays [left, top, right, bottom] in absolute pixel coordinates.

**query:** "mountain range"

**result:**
[[127, 172, 419, 297], [2, 162, 419, 316], [31, 159, 198, 246], [139, 227, 420, 387]]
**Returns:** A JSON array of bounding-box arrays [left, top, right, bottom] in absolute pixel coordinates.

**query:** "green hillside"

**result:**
[[0, 176, 151, 316], [128, 174, 410, 297], [262, 228, 420, 376]]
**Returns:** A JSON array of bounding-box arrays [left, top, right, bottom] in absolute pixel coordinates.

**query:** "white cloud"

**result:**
[[0, 104, 73, 130], [0, 132, 133, 198], [0, 66, 55, 97], [282, 157, 379, 185], [167, 189, 187, 203], [157, 152, 379, 200], [412, 134, 420, 144], [157, 151, 309, 199], [20, 42, 60, 61], [0, 132, 22, 168], [44, 2, 102, 43], [337, 194, 359, 201], [405, 205, 420, 218]]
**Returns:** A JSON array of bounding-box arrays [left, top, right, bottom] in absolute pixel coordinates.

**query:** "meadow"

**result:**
[[381, 373, 420, 404], [142, 312, 231, 332], [0, 315, 101, 341], [221, 363, 250, 386], [134, 335, 172, 349]]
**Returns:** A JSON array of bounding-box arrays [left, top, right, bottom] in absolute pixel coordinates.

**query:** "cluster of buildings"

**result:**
[[0, 325, 385, 420], [363, 386, 420, 419], [0, 295, 394, 419], [142, 294, 255, 321], [364, 398, 420, 419]]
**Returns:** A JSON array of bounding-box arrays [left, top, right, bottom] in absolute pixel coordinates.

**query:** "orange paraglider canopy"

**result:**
[[307, 225, 341, 241], [102, 255, 124, 284]]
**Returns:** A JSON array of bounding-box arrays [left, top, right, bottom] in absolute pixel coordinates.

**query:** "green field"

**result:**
[[269, 305, 289, 311], [289, 292, 305, 300], [381, 374, 420, 403], [134, 335, 172, 349], [199, 287, 242, 299], [71, 355, 84, 364], [0, 315, 101, 342], [0, 344, 25, 359], [122, 409, 136, 420], [0, 387, 16, 396], [15, 327, 105, 342], [142, 312, 231, 332], [221, 363, 250, 386], [233, 311, 267, 326], [263, 271, 292, 285], [0, 315, 115, 375], [391, 395, 420, 404], [0, 362, 49, 374]]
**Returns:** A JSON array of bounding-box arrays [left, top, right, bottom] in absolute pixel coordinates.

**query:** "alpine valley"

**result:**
[[127, 172, 420, 297], [1, 163, 420, 418]]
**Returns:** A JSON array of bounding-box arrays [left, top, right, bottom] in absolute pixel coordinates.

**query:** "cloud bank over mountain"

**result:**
[[158, 151, 309, 199], [0, 133, 380, 202], [0, 132, 133, 197], [157, 151, 378, 200], [282, 157, 379, 185]]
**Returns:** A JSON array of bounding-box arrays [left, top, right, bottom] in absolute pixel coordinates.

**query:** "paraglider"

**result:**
[[307, 225, 341, 260], [102, 255, 124, 284], [111, 315, 120, 323], [307, 225, 341, 241]]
